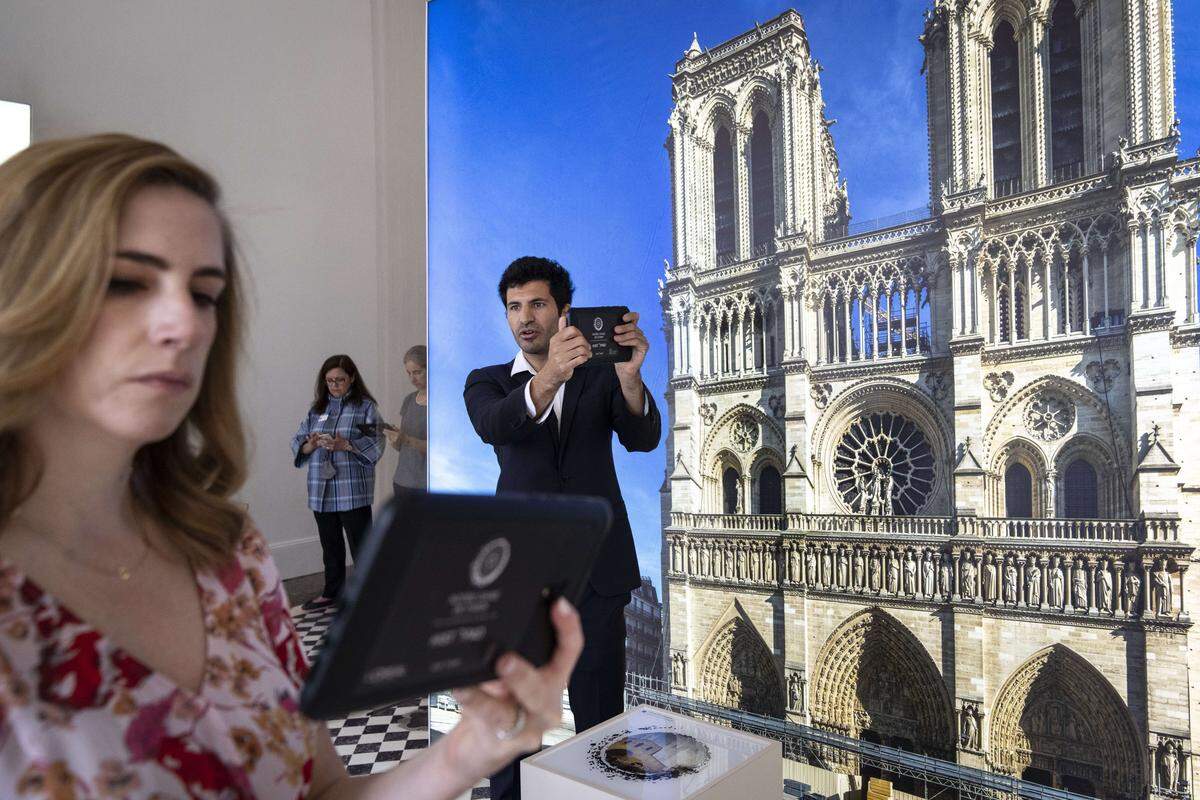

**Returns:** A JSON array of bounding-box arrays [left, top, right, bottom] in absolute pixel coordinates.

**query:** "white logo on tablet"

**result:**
[[593, 317, 604, 332], [470, 537, 512, 588]]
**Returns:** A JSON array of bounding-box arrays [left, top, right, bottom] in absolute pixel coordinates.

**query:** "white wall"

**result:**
[[0, 0, 427, 577]]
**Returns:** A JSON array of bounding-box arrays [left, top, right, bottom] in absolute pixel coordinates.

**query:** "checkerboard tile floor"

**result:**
[[291, 603, 432, 777]]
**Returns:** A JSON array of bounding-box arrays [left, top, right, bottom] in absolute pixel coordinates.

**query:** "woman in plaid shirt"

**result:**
[[291, 354, 383, 609]]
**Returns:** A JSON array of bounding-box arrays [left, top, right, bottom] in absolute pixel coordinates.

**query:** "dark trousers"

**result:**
[[489, 586, 630, 800], [312, 506, 372, 599]]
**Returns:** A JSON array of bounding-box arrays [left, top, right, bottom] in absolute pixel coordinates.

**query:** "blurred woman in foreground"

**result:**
[[0, 133, 578, 798]]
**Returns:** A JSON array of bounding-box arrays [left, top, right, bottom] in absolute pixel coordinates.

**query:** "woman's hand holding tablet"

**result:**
[[445, 597, 583, 772]]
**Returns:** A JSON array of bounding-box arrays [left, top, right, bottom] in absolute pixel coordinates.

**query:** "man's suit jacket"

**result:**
[[463, 360, 661, 596]]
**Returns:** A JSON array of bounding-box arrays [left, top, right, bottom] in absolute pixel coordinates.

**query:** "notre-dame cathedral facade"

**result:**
[[658, 3, 1197, 797]]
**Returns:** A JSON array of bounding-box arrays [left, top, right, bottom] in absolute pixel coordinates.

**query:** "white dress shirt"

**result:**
[[512, 349, 564, 429], [511, 350, 649, 429]]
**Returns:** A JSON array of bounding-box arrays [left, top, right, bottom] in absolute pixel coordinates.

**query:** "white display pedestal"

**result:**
[[522, 705, 780, 800]]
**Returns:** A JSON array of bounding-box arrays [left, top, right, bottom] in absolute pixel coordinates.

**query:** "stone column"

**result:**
[[735, 124, 751, 260], [1113, 558, 1126, 615], [1185, 235, 1198, 324], [1018, 13, 1050, 189], [1085, 555, 1097, 614], [1082, 247, 1092, 333], [969, 250, 980, 334]]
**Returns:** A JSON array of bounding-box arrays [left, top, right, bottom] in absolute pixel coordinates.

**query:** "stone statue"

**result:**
[[887, 550, 900, 594], [700, 545, 710, 577], [749, 544, 759, 582], [1026, 561, 1042, 607], [732, 480, 742, 514], [1159, 738, 1181, 791], [687, 544, 696, 575], [736, 547, 746, 581], [672, 653, 686, 687], [853, 548, 866, 589], [1124, 568, 1142, 616], [960, 705, 980, 750], [938, 554, 952, 599], [1097, 561, 1113, 613], [868, 462, 895, 516], [1048, 557, 1065, 609], [1152, 560, 1173, 616], [821, 547, 833, 588], [922, 551, 935, 597], [806, 547, 818, 587], [1004, 558, 1018, 605], [982, 554, 998, 603], [788, 546, 800, 582], [837, 549, 849, 588], [903, 552, 917, 596], [725, 674, 742, 707], [764, 547, 775, 582], [787, 672, 804, 713], [960, 557, 977, 601], [854, 472, 872, 515], [671, 540, 681, 572], [869, 551, 882, 592], [1071, 559, 1087, 610]]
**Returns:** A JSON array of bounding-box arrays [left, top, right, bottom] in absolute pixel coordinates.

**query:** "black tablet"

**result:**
[[299, 491, 612, 720], [567, 305, 633, 363]]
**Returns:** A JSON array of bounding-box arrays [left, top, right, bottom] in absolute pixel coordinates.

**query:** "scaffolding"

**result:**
[[624, 674, 1095, 800]]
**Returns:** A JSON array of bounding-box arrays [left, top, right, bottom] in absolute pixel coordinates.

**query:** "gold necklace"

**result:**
[[12, 513, 153, 582]]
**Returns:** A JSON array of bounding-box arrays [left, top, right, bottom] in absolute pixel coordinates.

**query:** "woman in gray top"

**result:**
[[386, 344, 427, 494]]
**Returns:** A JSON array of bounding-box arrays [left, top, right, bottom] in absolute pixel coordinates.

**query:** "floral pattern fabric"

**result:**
[[0, 526, 316, 799]]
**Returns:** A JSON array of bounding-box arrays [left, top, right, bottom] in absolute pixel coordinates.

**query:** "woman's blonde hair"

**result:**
[[0, 133, 247, 568]]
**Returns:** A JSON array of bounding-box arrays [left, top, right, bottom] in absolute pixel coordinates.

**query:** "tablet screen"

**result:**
[[300, 491, 611, 720]]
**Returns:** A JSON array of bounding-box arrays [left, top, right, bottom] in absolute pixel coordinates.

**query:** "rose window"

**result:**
[[731, 415, 759, 452], [833, 412, 935, 515], [1023, 393, 1074, 441]]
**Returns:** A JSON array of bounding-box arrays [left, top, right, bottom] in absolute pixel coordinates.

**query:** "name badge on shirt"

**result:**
[[317, 414, 330, 424]]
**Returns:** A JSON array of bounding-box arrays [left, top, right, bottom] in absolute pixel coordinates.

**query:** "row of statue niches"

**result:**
[[668, 538, 1184, 618]]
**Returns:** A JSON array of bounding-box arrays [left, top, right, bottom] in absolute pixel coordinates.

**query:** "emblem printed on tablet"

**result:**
[[470, 537, 512, 588], [593, 316, 604, 332]]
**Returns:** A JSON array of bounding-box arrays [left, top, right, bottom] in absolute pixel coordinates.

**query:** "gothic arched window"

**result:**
[[714, 126, 736, 260], [750, 111, 775, 254], [723, 467, 741, 514], [1005, 462, 1033, 517], [1049, 0, 1084, 181], [1062, 458, 1098, 518], [757, 465, 782, 514], [990, 21, 1022, 196]]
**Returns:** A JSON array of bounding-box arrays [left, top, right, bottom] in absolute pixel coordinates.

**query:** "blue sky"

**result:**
[[428, 1, 1199, 596]]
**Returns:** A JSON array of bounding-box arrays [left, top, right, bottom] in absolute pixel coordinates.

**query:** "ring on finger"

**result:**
[[495, 705, 527, 741]]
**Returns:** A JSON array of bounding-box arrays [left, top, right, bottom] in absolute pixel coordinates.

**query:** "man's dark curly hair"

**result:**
[[498, 256, 574, 312]]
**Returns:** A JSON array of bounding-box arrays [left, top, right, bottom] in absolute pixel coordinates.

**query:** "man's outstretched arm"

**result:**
[[464, 369, 542, 446]]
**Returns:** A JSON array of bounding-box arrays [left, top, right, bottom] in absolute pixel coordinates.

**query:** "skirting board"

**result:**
[[271, 535, 353, 579]]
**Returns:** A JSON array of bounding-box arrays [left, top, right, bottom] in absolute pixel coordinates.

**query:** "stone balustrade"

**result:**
[[666, 511, 1177, 542], [962, 516, 1146, 542], [664, 515, 1192, 624], [669, 512, 786, 532]]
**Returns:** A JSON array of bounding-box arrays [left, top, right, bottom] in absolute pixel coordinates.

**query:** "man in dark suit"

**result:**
[[464, 256, 661, 800]]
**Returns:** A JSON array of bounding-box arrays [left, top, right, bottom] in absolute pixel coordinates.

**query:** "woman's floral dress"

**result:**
[[0, 526, 317, 799]]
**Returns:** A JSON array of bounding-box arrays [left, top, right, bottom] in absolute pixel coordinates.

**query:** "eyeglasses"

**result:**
[[326, 377, 350, 386]]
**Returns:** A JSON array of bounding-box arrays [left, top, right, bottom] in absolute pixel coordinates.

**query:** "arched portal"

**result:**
[[989, 646, 1144, 798], [811, 609, 955, 762], [696, 618, 785, 718]]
